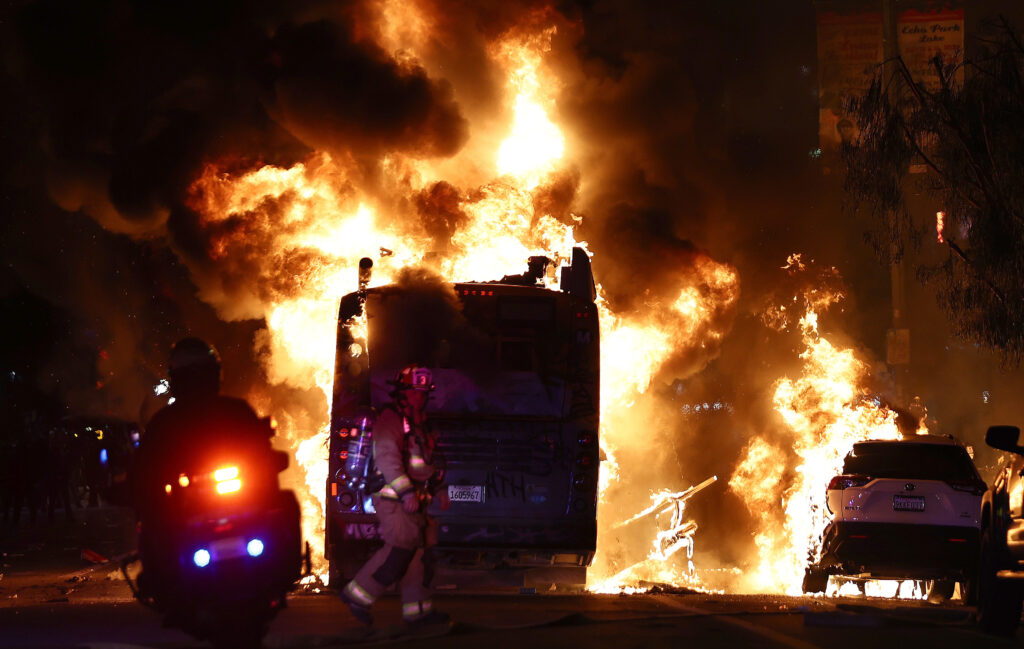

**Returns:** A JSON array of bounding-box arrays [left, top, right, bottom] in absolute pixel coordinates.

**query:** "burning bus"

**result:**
[[326, 247, 600, 587]]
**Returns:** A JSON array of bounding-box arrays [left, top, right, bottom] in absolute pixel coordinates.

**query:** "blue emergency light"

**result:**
[[193, 549, 211, 568], [246, 539, 265, 557]]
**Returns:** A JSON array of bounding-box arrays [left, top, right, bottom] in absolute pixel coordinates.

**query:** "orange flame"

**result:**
[[729, 259, 908, 595], [494, 26, 564, 187], [186, 16, 740, 587]]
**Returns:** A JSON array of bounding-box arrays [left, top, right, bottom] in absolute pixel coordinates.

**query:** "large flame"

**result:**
[[186, 16, 739, 586], [728, 257, 906, 595], [494, 26, 565, 186], [185, 13, 929, 601]]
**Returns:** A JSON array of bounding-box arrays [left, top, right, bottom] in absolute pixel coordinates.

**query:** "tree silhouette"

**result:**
[[844, 20, 1024, 365]]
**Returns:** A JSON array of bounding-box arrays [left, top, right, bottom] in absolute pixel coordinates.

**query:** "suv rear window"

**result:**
[[843, 443, 979, 481]]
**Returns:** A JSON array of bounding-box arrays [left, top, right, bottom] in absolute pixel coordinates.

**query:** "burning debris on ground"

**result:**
[[589, 475, 718, 593]]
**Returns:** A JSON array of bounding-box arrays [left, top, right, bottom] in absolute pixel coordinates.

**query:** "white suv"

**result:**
[[803, 435, 985, 595]]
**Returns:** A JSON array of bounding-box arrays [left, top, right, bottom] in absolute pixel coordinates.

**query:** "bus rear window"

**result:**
[[498, 338, 535, 372], [499, 297, 554, 322], [365, 289, 563, 376]]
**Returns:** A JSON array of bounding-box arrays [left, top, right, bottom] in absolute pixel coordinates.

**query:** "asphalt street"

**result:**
[[2, 507, 1022, 649], [2, 584, 1022, 649]]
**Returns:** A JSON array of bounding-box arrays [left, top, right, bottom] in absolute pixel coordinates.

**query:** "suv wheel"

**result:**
[[926, 579, 956, 602], [960, 578, 976, 606], [961, 562, 979, 606], [977, 529, 1024, 635], [802, 566, 828, 594]]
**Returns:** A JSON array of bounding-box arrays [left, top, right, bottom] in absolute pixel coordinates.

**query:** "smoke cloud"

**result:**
[[8, 0, 1009, 592], [0, 0, 808, 585]]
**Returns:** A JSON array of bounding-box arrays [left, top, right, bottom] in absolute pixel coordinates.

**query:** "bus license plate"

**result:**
[[893, 495, 925, 512], [448, 485, 484, 503]]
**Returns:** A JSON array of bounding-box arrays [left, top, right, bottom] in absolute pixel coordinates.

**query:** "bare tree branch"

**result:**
[[843, 26, 1024, 364], [945, 238, 1005, 304]]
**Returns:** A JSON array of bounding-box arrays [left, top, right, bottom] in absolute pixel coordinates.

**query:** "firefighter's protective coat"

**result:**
[[372, 408, 444, 501]]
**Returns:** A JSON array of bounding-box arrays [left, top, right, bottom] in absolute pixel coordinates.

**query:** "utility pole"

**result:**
[[882, 0, 911, 401]]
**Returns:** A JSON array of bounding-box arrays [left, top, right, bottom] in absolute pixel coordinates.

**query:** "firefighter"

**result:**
[[340, 364, 450, 629]]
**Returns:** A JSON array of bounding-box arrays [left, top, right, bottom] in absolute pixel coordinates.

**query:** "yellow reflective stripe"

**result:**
[[390, 474, 413, 495], [402, 599, 433, 620], [379, 485, 399, 500], [345, 580, 376, 606], [409, 454, 427, 471], [402, 601, 421, 618]]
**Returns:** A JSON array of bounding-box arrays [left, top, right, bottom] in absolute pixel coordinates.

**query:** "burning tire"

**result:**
[[802, 566, 828, 594], [960, 576, 977, 606], [925, 579, 955, 602]]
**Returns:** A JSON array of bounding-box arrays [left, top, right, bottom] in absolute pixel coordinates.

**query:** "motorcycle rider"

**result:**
[[133, 338, 274, 597], [340, 364, 451, 628]]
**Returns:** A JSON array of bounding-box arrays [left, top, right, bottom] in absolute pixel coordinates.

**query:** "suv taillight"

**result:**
[[947, 479, 987, 496], [827, 474, 872, 490]]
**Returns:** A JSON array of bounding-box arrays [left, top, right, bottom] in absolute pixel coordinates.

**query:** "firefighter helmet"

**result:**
[[394, 364, 434, 392], [167, 337, 221, 399]]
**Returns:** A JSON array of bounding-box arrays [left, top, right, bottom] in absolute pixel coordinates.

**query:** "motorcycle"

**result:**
[[122, 426, 304, 649]]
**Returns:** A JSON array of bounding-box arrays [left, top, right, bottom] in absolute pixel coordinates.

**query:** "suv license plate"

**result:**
[[893, 495, 925, 512], [448, 485, 484, 503]]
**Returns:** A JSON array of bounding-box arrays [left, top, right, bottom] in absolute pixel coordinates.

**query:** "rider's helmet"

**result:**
[[167, 338, 221, 401]]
